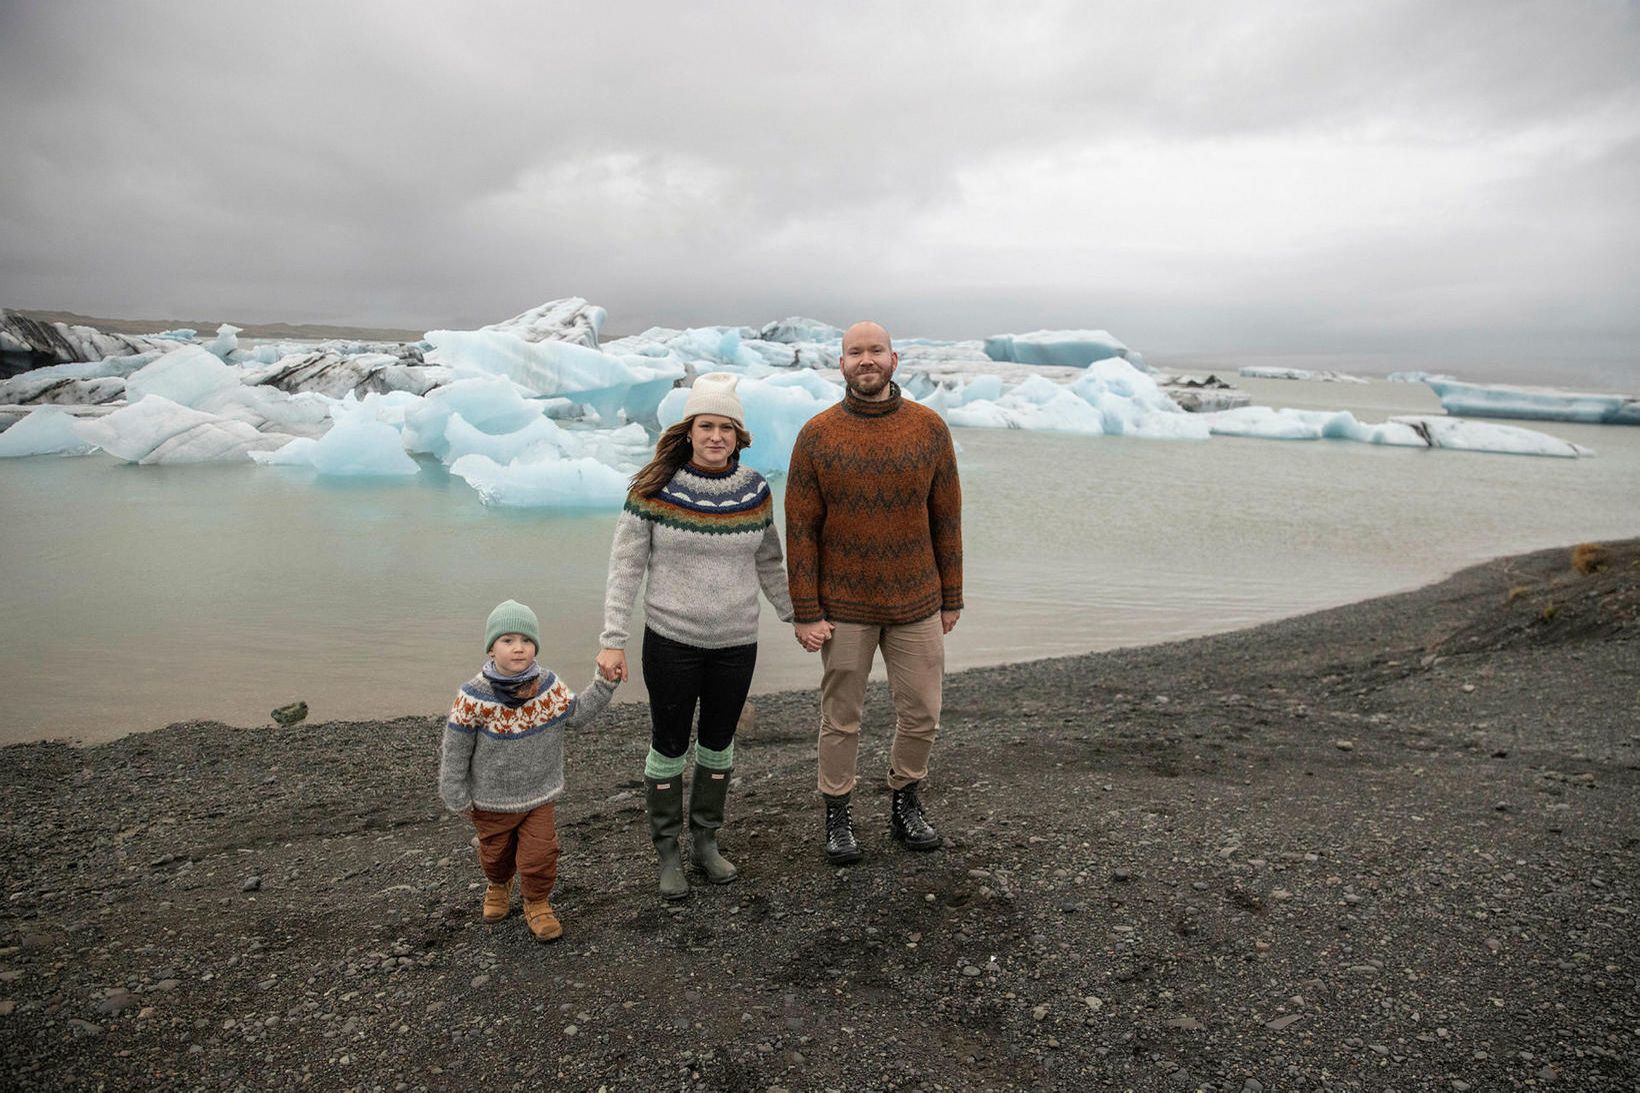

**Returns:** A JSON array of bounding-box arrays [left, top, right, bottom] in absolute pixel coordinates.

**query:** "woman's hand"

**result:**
[[794, 620, 833, 653], [596, 647, 628, 683]]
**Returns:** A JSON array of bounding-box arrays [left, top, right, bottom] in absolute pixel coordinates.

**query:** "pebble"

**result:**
[[470, 975, 490, 988], [1266, 1014, 1303, 1030], [961, 966, 981, 977], [1334, 740, 1355, 751], [241, 876, 262, 893]]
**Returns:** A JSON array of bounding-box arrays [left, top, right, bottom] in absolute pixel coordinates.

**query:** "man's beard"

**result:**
[[847, 372, 891, 398]]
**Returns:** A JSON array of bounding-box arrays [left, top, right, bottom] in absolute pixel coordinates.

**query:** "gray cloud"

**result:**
[[2, 0, 1636, 382]]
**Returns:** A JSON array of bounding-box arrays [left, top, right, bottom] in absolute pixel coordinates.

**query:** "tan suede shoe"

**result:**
[[523, 897, 562, 942], [482, 879, 514, 922]]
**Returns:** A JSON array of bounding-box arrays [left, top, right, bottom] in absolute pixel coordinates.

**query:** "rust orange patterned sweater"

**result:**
[[784, 383, 962, 625]]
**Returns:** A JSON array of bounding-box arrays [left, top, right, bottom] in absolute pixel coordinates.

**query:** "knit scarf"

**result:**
[[481, 659, 543, 707]]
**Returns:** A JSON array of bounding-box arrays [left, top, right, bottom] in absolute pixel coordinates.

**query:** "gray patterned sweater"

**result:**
[[601, 460, 795, 650], [438, 667, 616, 813]]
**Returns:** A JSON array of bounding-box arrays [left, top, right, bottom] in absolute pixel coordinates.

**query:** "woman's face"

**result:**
[[689, 414, 738, 469]]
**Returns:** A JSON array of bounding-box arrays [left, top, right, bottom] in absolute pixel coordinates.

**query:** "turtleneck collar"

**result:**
[[842, 381, 902, 418], [684, 457, 739, 478]]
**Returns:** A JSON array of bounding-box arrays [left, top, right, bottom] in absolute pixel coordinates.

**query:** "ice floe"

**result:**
[[74, 396, 294, 464], [1238, 366, 1368, 383], [983, 329, 1132, 368], [0, 406, 99, 457], [1428, 379, 1639, 426]]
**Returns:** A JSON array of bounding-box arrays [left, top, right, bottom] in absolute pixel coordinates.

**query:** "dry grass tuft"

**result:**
[[1571, 543, 1609, 575]]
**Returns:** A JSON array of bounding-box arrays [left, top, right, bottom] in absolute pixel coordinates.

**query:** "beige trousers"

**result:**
[[817, 613, 944, 796]]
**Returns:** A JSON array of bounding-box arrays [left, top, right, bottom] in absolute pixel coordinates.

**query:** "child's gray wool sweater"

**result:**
[[601, 460, 795, 650], [438, 668, 615, 813]]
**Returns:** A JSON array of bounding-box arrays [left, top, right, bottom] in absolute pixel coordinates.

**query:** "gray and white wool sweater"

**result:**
[[438, 663, 616, 814], [600, 460, 795, 650]]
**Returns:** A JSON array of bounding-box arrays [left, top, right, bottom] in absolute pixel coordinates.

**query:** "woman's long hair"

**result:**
[[628, 415, 755, 498]]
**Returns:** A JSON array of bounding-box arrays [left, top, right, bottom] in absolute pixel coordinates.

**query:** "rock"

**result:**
[[271, 702, 309, 727], [1266, 1014, 1303, 1030], [1166, 1015, 1204, 1029], [241, 876, 262, 892], [95, 989, 134, 1014], [1334, 739, 1355, 751]]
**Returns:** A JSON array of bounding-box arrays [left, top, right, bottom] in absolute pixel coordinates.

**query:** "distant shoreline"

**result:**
[[8, 308, 427, 344]]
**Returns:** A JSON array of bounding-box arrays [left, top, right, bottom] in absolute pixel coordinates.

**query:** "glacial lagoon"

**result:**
[[2, 376, 1637, 745]]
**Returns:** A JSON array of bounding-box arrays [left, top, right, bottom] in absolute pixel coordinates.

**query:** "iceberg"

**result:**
[[250, 416, 420, 476], [73, 396, 293, 464], [125, 345, 242, 408], [400, 376, 548, 459], [448, 452, 629, 508], [940, 359, 1209, 440], [424, 328, 684, 421], [0, 406, 99, 457], [1387, 370, 1455, 383], [1427, 379, 1640, 426], [759, 317, 843, 345], [1199, 405, 1591, 457], [0, 310, 188, 366], [477, 297, 607, 349], [442, 412, 569, 466], [240, 350, 450, 398], [1393, 416, 1594, 457], [0, 371, 127, 406], [984, 329, 1129, 367]]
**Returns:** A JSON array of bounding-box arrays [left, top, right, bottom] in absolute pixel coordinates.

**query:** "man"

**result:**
[[785, 320, 963, 864]]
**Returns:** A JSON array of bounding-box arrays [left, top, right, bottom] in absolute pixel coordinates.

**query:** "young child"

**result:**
[[438, 599, 618, 941]]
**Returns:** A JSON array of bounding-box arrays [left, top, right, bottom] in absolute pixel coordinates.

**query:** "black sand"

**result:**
[[2, 541, 1636, 1090]]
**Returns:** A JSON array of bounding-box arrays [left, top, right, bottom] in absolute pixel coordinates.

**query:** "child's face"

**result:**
[[489, 633, 537, 674]]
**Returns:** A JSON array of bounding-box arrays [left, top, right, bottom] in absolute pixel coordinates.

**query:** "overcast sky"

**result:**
[[2, 1, 1636, 379]]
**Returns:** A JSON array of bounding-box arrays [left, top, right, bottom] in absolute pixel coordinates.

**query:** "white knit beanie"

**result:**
[[681, 372, 746, 428]]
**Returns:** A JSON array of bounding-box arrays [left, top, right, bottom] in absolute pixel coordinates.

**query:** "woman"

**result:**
[[598, 372, 794, 901]]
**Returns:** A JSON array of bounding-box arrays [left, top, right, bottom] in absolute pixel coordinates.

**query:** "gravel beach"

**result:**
[[2, 540, 1636, 1091]]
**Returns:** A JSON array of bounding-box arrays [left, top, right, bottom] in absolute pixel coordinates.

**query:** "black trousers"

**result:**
[[641, 627, 758, 759]]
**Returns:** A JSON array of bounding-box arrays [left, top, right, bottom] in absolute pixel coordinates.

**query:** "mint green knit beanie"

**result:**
[[485, 600, 540, 653]]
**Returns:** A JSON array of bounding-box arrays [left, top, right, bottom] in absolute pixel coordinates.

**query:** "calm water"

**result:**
[[2, 379, 1636, 745]]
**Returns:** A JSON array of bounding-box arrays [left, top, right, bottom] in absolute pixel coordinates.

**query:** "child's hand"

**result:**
[[596, 647, 628, 683]]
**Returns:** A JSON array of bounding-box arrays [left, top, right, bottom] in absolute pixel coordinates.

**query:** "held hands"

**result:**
[[596, 647, 628, 683], [794, 619, 833, 653]]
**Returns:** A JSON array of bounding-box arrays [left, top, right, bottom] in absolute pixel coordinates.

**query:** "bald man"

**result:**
[[784, 320, 964, 864]]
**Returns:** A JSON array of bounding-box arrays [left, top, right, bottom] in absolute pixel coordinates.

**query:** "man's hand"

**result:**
[[794, 620, 833, 652], [596, 647, 628, 683], [940, 610, 961, 634]]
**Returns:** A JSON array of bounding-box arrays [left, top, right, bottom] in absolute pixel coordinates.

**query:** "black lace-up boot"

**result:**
[[889, 782, 940, 851], [823, 793, 863, 865]]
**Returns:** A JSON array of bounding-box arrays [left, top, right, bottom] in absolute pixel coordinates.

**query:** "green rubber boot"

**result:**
[[645, 776, 690, 902], [688, 765, 738, 885]]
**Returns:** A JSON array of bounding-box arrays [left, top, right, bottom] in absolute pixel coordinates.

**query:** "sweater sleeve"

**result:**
[[599, 504, 652, 649], [437, 692, 477, 813], [783, 429, 825, 623], [756, 520, 795, 623], [563, 675, 617, 730], [928, 419, 964, 612]]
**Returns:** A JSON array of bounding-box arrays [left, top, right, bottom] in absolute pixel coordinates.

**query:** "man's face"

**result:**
[[840, 323, 897, 399]]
